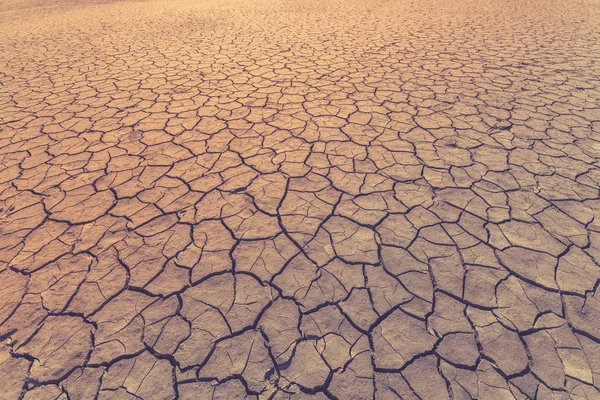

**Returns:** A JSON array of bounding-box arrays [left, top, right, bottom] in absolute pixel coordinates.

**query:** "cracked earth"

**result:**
[[1, 0, 600, 398]]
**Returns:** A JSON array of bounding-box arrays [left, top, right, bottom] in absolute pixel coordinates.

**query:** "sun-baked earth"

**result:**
[[1, 0, 600, 398]]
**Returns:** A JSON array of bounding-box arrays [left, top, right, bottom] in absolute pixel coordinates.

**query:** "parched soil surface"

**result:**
[[1, 0, 600, 398]]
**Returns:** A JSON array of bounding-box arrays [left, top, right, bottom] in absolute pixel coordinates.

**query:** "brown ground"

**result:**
[[1, 0, 600, 398]]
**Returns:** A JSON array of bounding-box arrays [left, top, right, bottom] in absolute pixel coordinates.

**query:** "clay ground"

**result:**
[[1, 0, 600, 398]]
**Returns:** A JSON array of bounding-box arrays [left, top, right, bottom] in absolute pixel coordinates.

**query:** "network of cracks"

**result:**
[[1, 0, 600, 398]]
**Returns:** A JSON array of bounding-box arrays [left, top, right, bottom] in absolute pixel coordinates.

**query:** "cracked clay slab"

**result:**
[[1, 0, 600, 398]]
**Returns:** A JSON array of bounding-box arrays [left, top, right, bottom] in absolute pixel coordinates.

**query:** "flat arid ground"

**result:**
[[1, 0, 600, 398]]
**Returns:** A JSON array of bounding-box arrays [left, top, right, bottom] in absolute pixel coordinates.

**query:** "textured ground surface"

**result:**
[[1, 0, 600, 398]]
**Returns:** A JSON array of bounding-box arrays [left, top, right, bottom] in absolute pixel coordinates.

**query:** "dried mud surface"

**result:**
[[1, 0, 600, 398]]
